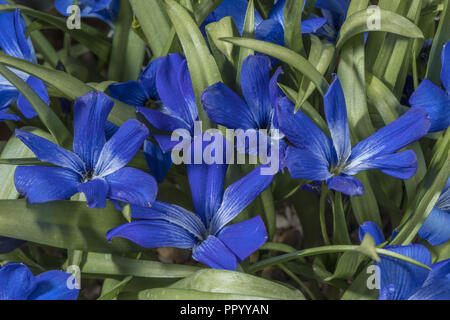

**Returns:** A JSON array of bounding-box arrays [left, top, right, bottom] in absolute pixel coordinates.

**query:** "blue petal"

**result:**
[[192, 235, 237, 270], [140, 57, 163, 100], [202, 82, 258, 130], [0, 9, 34, 62], [16, 77, 50, 119], [344, 150, 418, 179], [28, 271, 79, 300], [348, 107, 430, 168], [376, 244, 431, 300], [441, 41, 450, 92], [0, 111, 20, 122], [108, 81, 149, 107], [241, 55, 273, 129], [315, 0, 350, 16], [358, 221, 385, 246], [437, 178, 450, 211], [138, 106, 191, 132], [424, 259, 450, 287], [0, 83, 18, 109], [324, 77, 351, 164], [186, 134, 228, 227], [210, 165, 274, 234], [156, 54, 197, 127], [284, 145, 333, 181], [255, 19, 285, 47], [268, 0, 285, 26], [131, 201, 206, 240], [14, 166, 81, 203], [269, 67, 284, 112], [408, 277, 450, 300], [0, 236, 25, 254], [78, 177, 109, 209], [327, 175, 364, 196], [73, 91, 114, 170], [418, 207, 450, 245], [105, 121, 119, 140], [217, 216, 268, 262], [409, 79, 450, 132], [0, 263, 36, 300], [276, 97, 334, 164], [95, 119, 148, 176], [153, 134, 184, 153], [206, 0, 263, 34], [143, 140, 172, 184], [15, 129, 85, 172], [106, 220, 197, 249], [302, 17, 328, 34], [105, 167, 157, 207]]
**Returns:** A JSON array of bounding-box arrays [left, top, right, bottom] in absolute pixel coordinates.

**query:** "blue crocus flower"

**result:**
[[55, 0, 120, 25], [417, 178, 450, 245], [277, 76, 431, 196], [109, 57, 163, 108], [14, 91, 158, 209], [359, 222, 450, 300], [312, 0, 350, 41], [202, 0, 326, 47], [410, 41, 450, 132], [0, 263, 79, 300], [136, 53, 199, 153], [106, 135, 273, 270], [202, 55, 286, 171], [0, 1, 50, 121]]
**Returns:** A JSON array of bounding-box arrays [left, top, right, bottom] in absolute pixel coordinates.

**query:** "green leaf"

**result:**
[[108, 0, 133, 81], [295, 35, 335, 112], [98, 276, 133, 300], [0, 4, 111, 61], [391, 129, 450, 245], [236, 0, 256, 87], [80, 252, 199, 278], [0, 54, 136, 126], [337, 7, 424, 49], [0, 200, 141, 253], [129, 0, 172, 58], [0, 63, 72, 148], [222, 37, 330, 96], [0, 128, 52, 199], [284, 0, 305, 55], [133, 269, 305, 300], [164, 0, 222, 128], [340, 264, 379, 300], [426, 0, 450, 84]]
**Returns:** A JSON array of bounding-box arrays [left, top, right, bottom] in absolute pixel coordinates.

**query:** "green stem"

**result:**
[[279, 264, 316, 300], [319, 182, 331, 245], [260, 187, 276, 240], [331, 191, 351, 245]]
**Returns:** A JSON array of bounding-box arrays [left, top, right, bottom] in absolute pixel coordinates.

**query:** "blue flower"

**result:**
[[277, 76, 431, 196], [107, 135, 273, 270], [136, 54, 199, 153], [410, 41, 450, 132], [313, 0, 350, 40], [0, 1, 50, 121], [418, 178, 450, 245], [55, 0, 120, 25], [14, 91, 158, 209], [0, 263, 79, 300], [109, 57, 163, 108], [359, 222, 450, 300], [202, 55, 286, 170], [202, 0, 327, 47]]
